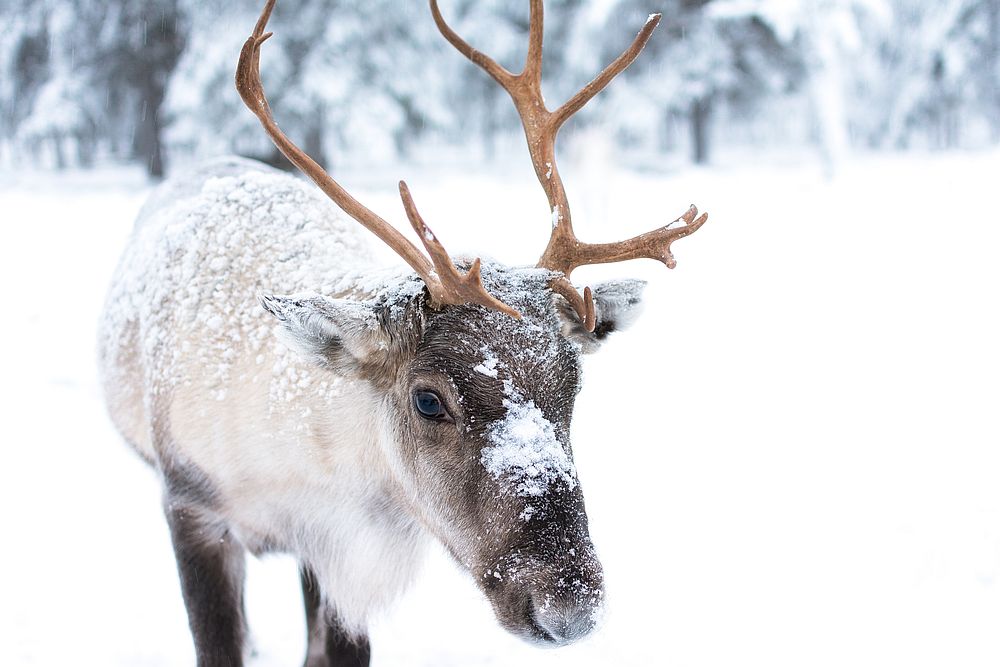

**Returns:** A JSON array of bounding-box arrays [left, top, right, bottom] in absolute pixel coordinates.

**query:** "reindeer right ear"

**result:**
[[258, 293, 388, 371], [556, 279, 646, 353]]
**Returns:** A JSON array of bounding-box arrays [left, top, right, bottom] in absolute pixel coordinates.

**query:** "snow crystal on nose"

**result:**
[[481, 400, 577, 497]]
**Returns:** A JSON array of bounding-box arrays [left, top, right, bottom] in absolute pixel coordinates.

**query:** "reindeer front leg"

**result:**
[[300, 566, 371, 667], [165, 501, 248, 667]]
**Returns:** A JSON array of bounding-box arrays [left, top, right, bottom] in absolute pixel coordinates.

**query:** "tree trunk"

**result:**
[[120, 1, 186, 179], [52, 132, 66, 170], [133, 87, 166, 178], [304, 120, 327, 170], [392, 95, 425, 159], [76, 128, 96, 168], [988, 0, 1000, 142], [690, 97, 712, 165]]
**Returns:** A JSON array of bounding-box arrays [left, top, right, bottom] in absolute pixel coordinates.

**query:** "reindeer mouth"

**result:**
[[523, 594, 559, 645]]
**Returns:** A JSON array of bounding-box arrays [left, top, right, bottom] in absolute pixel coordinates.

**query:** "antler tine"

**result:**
[[237, 0, 519, 317], [551, 13, 661, 130], [558, 205, 710, 273], [429, 0, 515, 87], [524, 0, 545, 80], [398, 183, 522, 320], [550, 278, 595, 332]]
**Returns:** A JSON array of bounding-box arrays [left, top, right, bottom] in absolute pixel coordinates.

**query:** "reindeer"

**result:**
[[98, 1, 708, 665]]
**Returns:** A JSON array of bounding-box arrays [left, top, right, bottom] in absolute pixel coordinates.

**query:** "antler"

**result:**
[[431, 0, 709, 331], [236, 0, 520, 319]]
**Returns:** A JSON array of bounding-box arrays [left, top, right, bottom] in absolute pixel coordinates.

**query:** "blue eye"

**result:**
[[413, 391, 448, 420]]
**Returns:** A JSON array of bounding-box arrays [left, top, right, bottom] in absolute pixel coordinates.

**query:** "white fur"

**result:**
[[592, 279, 647, 333], [98, 157, 428, 633]]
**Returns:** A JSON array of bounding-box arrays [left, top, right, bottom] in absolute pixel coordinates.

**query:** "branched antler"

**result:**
[[431, 1, 709, 330], [236, 0, 520, 318]]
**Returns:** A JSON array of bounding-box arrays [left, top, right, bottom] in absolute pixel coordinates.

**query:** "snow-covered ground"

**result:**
[[2, 149, 999, 666]]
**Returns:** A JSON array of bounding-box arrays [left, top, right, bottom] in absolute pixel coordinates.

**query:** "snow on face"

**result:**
[[428, 266, 581, 500], [481, 393, 577, 498], [473, 347, 500, 378]]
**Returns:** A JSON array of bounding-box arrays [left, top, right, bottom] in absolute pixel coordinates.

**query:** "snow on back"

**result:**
[[98, 157, 419, 410], [481, 396, 577, 498]]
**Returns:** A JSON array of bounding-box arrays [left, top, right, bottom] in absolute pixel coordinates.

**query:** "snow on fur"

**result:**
[[481, 395, 577, 498], [98, 157, 421, 409], [473, 347, 500, 377]]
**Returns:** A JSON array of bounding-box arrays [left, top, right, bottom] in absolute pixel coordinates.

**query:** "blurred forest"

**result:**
[[0, 0, 998, 177]]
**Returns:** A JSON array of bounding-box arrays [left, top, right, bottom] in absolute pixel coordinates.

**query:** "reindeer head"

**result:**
[[239, 0, 709, 647], [260, 267, 645, 643]]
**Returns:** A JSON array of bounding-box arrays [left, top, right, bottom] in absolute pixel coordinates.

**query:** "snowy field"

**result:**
[[2, 149, 999, 666]]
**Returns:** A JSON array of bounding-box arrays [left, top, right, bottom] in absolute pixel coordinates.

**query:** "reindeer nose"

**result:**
[[530, 590, 600, 645], [485, 536, 605, 646]]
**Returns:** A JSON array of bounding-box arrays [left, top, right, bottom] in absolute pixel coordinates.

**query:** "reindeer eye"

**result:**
[[413, 390, 448, 421]]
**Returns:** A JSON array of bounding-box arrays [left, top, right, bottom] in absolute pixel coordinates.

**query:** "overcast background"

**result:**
[[2, 1, 999, 666]]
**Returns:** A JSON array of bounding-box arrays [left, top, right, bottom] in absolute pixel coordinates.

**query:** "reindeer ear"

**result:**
[[557, 279, 646, 353], [258, 293, 388, 370]]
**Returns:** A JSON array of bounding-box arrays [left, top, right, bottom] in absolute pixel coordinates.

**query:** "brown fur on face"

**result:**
[[372, 267, 604, 644]]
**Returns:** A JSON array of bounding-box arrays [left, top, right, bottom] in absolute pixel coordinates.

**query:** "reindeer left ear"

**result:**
[[258, 293, 389, 371], [557, 279, 646, 353]]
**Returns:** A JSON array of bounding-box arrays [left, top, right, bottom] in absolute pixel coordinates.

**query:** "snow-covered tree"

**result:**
[[873, 0, 1000, 148], [1, 0, 998, 175], [0, 0, 185, 174], [596, 0, 799, 164], [167, 0, 464, 169]]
